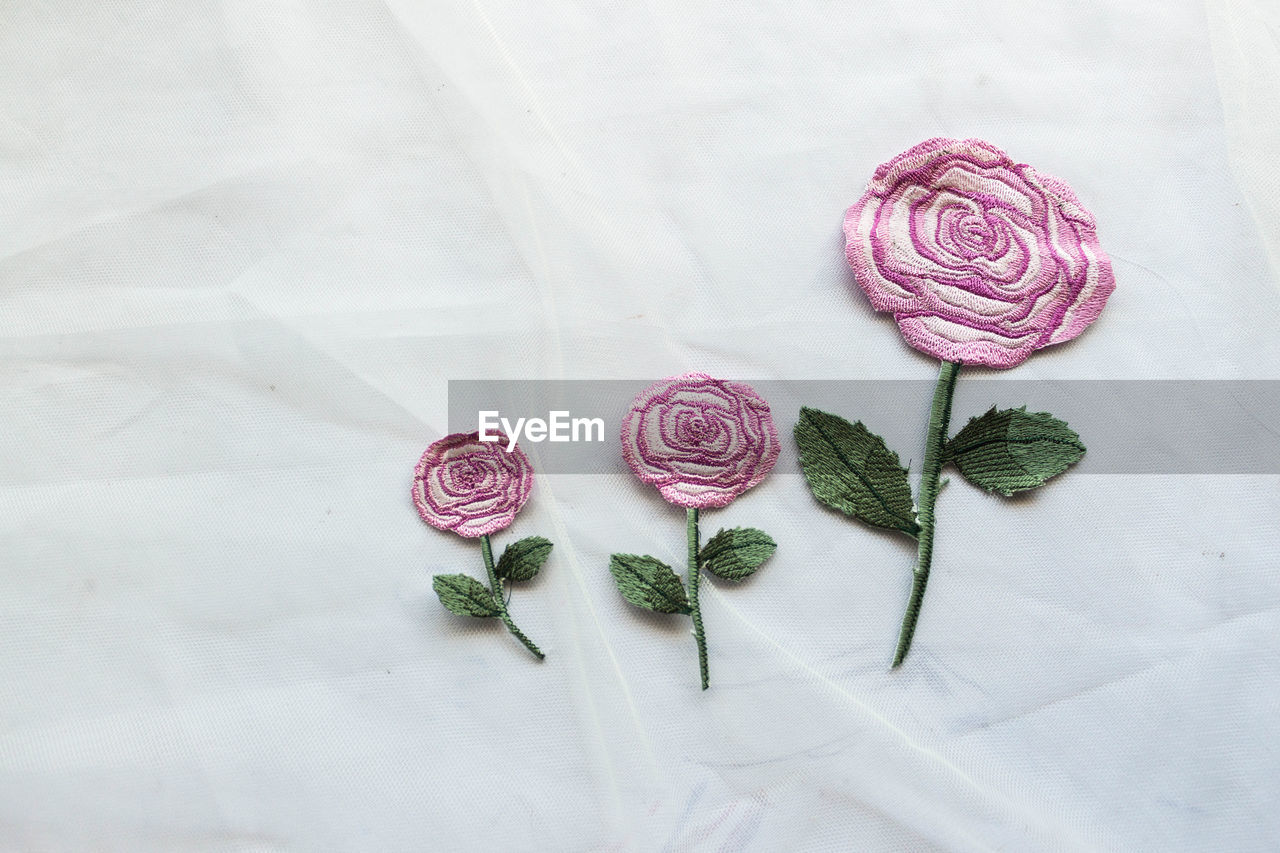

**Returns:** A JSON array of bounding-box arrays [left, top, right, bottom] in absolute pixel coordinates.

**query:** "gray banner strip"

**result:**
[[447, 380, 1280, 475]]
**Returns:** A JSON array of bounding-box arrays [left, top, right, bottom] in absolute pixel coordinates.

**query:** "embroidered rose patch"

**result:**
[[415, 432, 552, 660], [844, 137, 1114, 368], [610, 374, 780, 690], [799, 138, 1112, 667]]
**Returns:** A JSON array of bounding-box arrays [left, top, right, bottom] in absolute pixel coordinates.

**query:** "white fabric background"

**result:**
[[3, 1, 1279, 850]]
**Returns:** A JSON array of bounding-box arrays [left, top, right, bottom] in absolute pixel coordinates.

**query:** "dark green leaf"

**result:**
[[609, 554, 690, 614], [794, 407, 920, 536], [432, 574, 501, 617], [945, 406, 1086, 496], [495, 536, 553, 582], [699, 527, 776, 581]]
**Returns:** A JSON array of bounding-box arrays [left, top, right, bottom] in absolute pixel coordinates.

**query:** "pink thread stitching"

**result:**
[[844, 138, 1115, 368], [413, 431, 534, 538], [620, 373, 780, 509]]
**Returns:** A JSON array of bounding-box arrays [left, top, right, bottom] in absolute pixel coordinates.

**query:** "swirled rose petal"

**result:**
[[845, 138, 1115, 368], [413, 431, 533, 537], [621, 373, 779, 508]]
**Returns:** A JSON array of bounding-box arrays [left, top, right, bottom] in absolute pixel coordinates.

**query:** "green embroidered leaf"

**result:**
[[699, 527, 776, 581], [609, 554, 691, 614], [794, 407, 920, 536], [945, 406, 1086, 496], [495, 536, 552, 582], [432, 574, 501, 617]]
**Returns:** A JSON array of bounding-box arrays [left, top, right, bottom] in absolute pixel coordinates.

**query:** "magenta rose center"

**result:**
[[676, 410, 721, 446], [445, 457, 491, 493], [936, 203, 1011, 263], [957, 214, 992, 249]]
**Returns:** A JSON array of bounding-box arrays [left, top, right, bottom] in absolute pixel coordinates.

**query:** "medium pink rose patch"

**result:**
[[620, 373, 780, 509], [612, 373, 780, 690]]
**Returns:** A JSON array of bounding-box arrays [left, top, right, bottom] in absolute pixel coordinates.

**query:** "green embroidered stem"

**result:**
[[686, 507, 709, 690], [893, 360, 960, 668], [481, 534, 544, 660]]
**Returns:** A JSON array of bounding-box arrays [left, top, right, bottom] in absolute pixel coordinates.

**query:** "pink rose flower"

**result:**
[[413, 431, 533, 537], [844, 138, 1115, 368], [621, 373, 779, 508]]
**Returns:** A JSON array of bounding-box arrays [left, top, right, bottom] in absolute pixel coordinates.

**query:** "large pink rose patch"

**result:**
[[805, 137, 1113, 667], [844, 137, 1115, 368]]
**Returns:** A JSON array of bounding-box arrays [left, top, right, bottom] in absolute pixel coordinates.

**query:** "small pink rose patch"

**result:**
[[413, 431, 533, 537], [414, 432, 549, 660]]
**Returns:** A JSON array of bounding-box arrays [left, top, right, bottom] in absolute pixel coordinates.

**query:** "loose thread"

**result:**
[[686, 507, 709, 690], [893, 360, 960, 668], [481, 534, 545, 660]]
